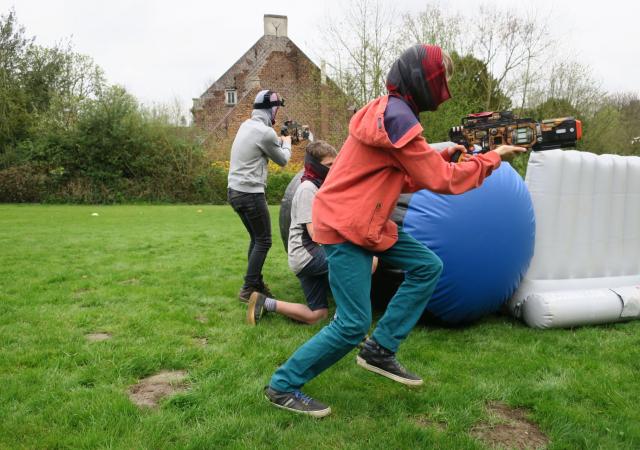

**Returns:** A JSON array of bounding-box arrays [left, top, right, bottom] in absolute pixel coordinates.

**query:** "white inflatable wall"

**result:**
[[509, 150, 640, 328]]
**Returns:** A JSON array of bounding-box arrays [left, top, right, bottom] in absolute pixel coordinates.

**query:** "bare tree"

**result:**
[[528, 58, 603, 117], [468, 5, 552, 110], [396, 4, 463, 54], [317, 0, 611, 134], [318, 0, 398, 106]]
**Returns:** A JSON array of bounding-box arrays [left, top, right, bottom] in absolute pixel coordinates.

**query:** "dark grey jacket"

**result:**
[[227, 109, 291, 193]]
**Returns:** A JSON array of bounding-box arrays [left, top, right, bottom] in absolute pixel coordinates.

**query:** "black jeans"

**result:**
[[228, 188, 272, 289]]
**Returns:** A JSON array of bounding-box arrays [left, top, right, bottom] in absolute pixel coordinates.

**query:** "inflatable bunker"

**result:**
[[279, 143, 536, 325], [507, 150, 640, 328]]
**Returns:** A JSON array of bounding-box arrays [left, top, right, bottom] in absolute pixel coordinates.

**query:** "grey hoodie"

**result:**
[[227, 109, 292, 193]]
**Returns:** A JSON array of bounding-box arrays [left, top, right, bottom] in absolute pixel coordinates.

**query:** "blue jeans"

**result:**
[[228, 188, 272, 289], [269, 229, 443, 392]]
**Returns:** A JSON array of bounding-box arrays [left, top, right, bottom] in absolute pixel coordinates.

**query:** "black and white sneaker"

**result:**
[[264, 386, 331, 418], [356, 338, 423, 386], [246, 292, 266, 325]]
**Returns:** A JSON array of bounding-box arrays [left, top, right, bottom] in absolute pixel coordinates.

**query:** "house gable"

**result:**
[[192, 15, 352, 156]]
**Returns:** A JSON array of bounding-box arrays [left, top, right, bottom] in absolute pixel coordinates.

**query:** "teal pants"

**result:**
[[270, 229, 443, 392]]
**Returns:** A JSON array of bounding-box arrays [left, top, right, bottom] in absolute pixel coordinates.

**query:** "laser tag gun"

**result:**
[[280, 120, 312, 144], [448, 111, 582, 162]]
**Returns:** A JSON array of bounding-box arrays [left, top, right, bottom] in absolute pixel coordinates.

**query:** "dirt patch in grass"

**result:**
[[85, 332, 112, 342], [413, 415, 447, 431], [193, 337, 208, 346], [128, 370, 188, 408], [73, 288, 95, 299], [119, 278, 140, 285], [471, 402, 549, 449], [195, 315, 208, 323]]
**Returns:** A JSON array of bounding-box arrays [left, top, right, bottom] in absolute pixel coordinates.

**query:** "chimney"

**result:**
[[264, 14, 288, 37]]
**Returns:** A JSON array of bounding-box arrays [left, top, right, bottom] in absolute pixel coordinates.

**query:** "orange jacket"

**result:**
[[312, 95, 501, 252]]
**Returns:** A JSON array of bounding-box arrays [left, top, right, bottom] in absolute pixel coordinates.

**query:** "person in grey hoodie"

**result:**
[[228, 89, 292, 302]]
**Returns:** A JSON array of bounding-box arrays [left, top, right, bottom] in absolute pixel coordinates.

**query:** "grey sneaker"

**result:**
[[264, 386, 331, 418], [246, 292, 266, 325], [356, 338, 423, 386]]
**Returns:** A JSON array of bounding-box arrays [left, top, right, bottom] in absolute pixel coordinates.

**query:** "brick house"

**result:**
[[191, 15, 352, 160]]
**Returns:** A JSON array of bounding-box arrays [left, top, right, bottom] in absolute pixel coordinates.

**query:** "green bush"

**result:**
[[0, 158, 295, 204], [190, 166, 228, 204], [265, 171, 296, 204], [0, 163, 51, 202]]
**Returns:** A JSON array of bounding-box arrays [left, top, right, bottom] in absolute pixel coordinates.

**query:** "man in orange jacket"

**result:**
[[265, 44, 526, 417]]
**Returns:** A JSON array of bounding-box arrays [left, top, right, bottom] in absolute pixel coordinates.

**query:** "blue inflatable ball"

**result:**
[[391, 162, 535, 324], [279, 161, 535, 325]]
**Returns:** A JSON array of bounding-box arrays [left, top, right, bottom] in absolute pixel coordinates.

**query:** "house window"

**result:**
[[225, 89, 237, 106]]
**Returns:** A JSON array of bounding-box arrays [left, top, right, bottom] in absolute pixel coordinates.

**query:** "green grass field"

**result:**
[[1, 205, 639, 449]]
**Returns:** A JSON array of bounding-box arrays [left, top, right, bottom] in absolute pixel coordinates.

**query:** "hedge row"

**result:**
[[0, 163, 296, 205]]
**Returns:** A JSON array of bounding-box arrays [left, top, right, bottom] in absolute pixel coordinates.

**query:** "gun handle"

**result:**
[[450, 139, 470, 163]]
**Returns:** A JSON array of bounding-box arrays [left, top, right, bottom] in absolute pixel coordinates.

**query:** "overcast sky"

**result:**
[[3, 0, 639, 119]]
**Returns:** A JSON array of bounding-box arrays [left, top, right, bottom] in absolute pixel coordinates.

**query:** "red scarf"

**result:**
[[300, 153, 329, 188]]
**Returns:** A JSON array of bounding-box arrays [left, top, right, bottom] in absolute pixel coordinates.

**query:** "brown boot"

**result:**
[[258, 281, 274, 298], [238, 286, 256, 303]]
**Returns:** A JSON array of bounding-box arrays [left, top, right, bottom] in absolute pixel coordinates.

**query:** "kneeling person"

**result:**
[[247, 141, 337, 325]]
